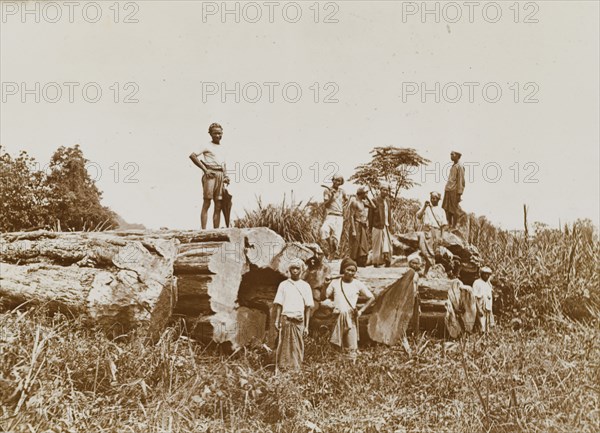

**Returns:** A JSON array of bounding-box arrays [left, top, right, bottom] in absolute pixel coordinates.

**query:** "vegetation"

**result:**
[[349, 147, 430, 199], [0, 145, 117, 232], [1, 309, 597, 432]]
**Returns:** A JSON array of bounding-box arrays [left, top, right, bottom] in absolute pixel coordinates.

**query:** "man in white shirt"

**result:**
[[273, 259, 314, 370], [320, 174, 347, 260], [472, 266, 495, 333], [189, 123, 229, 229], [416, 191, 448, 273]]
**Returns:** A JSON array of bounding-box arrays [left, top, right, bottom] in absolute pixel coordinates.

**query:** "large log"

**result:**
[[0, 235, 178, 340], [0, 228, 327, 349], [396, 231, 484, 285]]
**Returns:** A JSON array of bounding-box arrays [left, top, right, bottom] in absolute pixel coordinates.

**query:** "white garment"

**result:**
[[320, 214, 344, 242], [273, 279, 314, 320], [422, 205, 448, 228], [325, 278, 374, 313], [194, 142, 226, 170], [472, 278, 493, 311]]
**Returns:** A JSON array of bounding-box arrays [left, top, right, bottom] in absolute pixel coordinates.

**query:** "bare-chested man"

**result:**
[[349, 187, 373, 267]]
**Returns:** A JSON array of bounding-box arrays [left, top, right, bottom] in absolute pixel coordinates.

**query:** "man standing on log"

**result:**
[[416, 191, 448, 273], [472, 266, 495, 333], [369, 183, 393, 267], [442, 151, 466, 229], [189, 123, 229, 229], [326, 258, 375, 362], [320, 174, 347, 260], [273, 259, 314, 371], [349, 187, 373, 267]]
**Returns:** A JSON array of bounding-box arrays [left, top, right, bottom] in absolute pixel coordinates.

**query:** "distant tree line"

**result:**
[[0, 145, 117, 232]]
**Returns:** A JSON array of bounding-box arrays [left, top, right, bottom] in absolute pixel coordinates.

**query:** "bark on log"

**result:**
[[0, 236, 178, 340], [0, 228, 327, 349]]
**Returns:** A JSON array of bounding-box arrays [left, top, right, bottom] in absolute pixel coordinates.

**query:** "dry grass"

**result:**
[[1, 309, 598, 432]]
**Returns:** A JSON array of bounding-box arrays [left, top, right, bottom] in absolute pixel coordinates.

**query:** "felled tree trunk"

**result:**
[[0, 231, 178, 341], [396, 231, 484, 285], [0, 229, 327, 348]]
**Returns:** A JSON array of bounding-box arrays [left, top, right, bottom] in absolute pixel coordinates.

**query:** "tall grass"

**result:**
[[1, 309, 598, 432], [465, 215, 599, 322], [235, 194, 322, 244]]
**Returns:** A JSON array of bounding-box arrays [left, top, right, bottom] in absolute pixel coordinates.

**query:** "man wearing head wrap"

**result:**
[[472, 266, 495, 333], [442, 151, 466, 229], [415, 191, 449, 272], [273, 259, 314, 370], [325, 257, 375, 361], [320, 174, 348, 260], [369, 182, 393, 267], [348, 187, 373, 267]]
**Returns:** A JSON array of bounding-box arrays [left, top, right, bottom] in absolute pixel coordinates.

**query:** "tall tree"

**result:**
[[0, 147, 48, 232], [45, 145, 117, 231], [349, 147, 430, 199]]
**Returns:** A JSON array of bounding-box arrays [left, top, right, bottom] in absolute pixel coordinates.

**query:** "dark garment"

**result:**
[[221, 187, 232, 227], [276, 316, 305, 371], [442, 190, 463, 216], [349, 221, 369, 265], [369, 196, 392, 230]]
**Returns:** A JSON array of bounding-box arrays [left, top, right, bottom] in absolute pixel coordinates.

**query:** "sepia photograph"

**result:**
[[1, 1, 599, 432]]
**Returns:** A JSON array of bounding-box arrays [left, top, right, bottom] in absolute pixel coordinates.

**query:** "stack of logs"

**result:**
[[0, 228, 479, 348]]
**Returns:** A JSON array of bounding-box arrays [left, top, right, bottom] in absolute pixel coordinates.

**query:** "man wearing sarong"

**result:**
[[369, 183, 393, 267], [442, 151, 466, 229], [416, 191, 448, 273], [349, 187, 373, 267], [472, 266, 495, 333], [189, 123, 229, 229], [320, 174, 347, 260], [273, 259, 314, 371], [326, 258, 375, 362]]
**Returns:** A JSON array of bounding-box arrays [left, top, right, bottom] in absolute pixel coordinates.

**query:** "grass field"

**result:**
[[1, 309, 598, 433], [2, 202, 599, 432]]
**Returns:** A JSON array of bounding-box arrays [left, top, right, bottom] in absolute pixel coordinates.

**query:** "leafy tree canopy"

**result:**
[[349, 147, 430, 199]]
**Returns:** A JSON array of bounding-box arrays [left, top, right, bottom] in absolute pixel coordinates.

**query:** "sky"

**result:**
[[1, 0, 599, 230]]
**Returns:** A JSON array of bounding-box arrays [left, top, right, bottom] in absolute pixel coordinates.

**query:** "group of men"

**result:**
[[320, 150, 466, 270], [190, 123, 494, 371]]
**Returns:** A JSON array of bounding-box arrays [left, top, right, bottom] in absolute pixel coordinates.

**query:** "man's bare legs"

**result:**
[[201, 199, 212, 230], [213, 199, 222, 229], [202, 199, 223, 229]]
